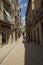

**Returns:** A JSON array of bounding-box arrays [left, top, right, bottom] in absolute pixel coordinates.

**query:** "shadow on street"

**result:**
[[22, 36, 43, 65], [23, 37, 34, 65]]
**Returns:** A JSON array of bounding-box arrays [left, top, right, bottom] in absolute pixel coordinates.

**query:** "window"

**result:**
[[0, 1, 1, 10], [3, 5, 12, 22], [2, 32, 6, 43], [36, 10, 38, 14], [41, 1, 43, 5], [3, 9, 7, 21], [32, 0, 35, 10]]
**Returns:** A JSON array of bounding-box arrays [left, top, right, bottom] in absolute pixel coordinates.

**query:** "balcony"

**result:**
[[38, 6, 43, 19], [32, 5, 43, 25], [3, 8, 12, 24], [15, 12, 19, 17], [32, 14, 39, 25], [18, 6, 21, 12], [2, 0, 12, 7]]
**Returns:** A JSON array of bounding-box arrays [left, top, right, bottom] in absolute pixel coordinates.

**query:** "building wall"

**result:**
[[26, 0, 43, 46], [0, 0, 16, 47], [0, 25, 2, 47]]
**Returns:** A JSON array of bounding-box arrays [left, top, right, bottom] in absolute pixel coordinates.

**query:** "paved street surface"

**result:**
[[0, 41, 17, 64], [0, 36, 43, 65]]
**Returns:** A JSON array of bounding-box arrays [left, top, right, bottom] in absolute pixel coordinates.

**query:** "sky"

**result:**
[[18, 0, 28, 25]]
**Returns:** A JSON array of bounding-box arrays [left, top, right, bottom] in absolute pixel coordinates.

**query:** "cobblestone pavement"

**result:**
[[0, 36, 43, 65]]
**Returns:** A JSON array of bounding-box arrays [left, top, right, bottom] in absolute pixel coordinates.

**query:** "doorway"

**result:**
[[34, 30, 36, 42], [2, 32, 6, 45], [37, 28, 40, 44], [41, 23, 43, 43]]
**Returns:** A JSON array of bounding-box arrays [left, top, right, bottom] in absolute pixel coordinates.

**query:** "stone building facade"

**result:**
[[14, 2, 21, 40], [0, 0, 19, 47], [25, 0, 43, 46]]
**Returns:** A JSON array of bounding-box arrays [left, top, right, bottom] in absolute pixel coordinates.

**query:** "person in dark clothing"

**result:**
[[27, 36, 30, 42], [23, 32, 24, 36]]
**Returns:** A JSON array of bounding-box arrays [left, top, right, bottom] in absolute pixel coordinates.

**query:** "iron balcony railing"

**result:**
[[32, 5, 43, 25], [38, 5, 43, 19], [8, 0, 12, 4], [3, 8, 12, 23], [2, 0, 12, 7]]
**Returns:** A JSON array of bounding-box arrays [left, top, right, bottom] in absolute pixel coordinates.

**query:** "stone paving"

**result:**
[[0, 41, 17, 64], [0, 36, 43, 65]]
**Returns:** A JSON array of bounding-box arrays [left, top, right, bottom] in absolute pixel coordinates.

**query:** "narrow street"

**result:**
[[0, 36, 43, 65], [0, 0, 43, 65]]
